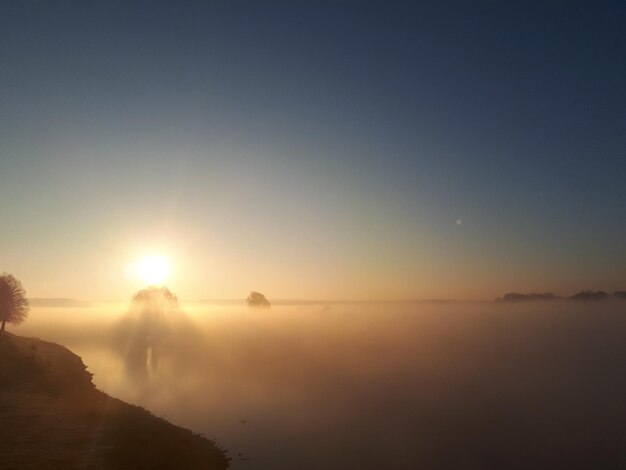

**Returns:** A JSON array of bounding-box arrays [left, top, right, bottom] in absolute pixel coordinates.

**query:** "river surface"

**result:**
[[18, 301, 626, 469]]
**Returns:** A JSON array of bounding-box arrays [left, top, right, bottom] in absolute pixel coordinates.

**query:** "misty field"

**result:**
[[17, 301, 626, 469]]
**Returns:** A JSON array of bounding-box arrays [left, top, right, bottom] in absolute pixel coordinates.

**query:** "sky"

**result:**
[[1, 1, 625, 301]]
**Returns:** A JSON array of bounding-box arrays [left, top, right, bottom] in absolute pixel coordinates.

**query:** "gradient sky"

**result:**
[[1, 1, 625, 301]]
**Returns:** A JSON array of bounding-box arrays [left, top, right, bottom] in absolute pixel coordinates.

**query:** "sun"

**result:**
[[135, 255, 171, 286]]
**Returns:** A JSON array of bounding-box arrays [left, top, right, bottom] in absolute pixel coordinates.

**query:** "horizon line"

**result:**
[[27, 297, 483, 305]]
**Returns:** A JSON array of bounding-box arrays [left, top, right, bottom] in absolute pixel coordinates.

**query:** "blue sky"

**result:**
[[1, 1, 625, 300]]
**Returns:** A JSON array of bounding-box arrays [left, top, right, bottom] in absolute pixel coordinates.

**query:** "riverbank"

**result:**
[[0, 333, 229, 469]]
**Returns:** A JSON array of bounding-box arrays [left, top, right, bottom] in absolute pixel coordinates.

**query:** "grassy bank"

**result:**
[[0, 333, 229, 470]]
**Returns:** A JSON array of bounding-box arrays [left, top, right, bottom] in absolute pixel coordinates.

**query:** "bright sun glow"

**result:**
[[135, 255, 171, 285]]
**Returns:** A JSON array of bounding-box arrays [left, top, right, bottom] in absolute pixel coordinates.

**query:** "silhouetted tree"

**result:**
[[246, 291, 271, 308], [0, 273, 29, 334], [499, 292, 557, 302], [570, 290, 608, 301], [133, 286, 178, 308], [124, 286, 179, 376]]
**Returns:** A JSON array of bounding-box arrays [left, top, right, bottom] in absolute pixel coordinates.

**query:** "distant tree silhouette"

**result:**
[[133, 286, 178, 307], [0, 273, 29, 334], [499, 292, 557, 302], [246, 291, 271, 308], [570, 290, 608, 301], [126, 286, 179, 376]]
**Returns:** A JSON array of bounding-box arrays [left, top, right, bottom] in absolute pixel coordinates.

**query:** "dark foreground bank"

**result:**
[[0, 333, 229, 470]]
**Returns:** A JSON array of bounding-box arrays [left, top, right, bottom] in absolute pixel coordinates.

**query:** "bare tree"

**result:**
[[0, 273, 29, 334]]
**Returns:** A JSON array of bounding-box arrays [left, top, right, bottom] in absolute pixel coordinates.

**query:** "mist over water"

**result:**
[[17, 301, 626, 469]]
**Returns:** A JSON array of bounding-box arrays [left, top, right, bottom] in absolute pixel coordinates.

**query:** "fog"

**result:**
[[17, 300, 626, 469]]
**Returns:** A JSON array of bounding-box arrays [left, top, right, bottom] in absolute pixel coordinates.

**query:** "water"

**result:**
[[17, 300, 626, 469]]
